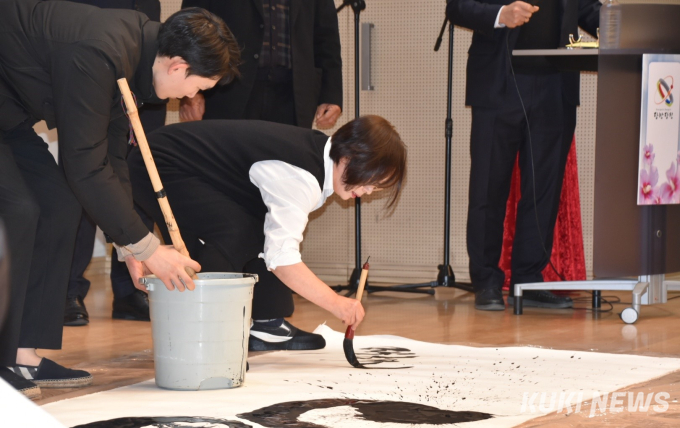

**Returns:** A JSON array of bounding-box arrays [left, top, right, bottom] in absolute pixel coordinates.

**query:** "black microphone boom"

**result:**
[[434, 17, 448, 52]]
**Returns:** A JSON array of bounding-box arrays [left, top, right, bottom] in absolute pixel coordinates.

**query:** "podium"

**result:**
[[511, 4, 680, 323]]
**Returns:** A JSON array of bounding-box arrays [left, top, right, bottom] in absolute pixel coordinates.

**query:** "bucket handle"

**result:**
[[244, 273, 259, 283], [139, 273, 258, 291], [139, 277, 153, 292]]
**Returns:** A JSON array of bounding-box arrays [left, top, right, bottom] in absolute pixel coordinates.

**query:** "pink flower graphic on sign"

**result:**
[[660, 162, 680, 204], [643, 144, 656, 165], [639, 167, 659, 204]]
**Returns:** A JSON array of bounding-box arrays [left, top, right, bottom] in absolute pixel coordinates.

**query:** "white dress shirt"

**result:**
[[495, 7, 506, 28], [249, 138, 335, 270]]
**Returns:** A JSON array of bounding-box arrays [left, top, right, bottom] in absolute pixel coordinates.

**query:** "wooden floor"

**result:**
[[37, 263, 680, 427]]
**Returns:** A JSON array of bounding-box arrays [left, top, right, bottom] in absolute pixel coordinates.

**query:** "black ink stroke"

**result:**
[[71, 416, 252, 428], [237, 399, 493, 427], [352, 346, 417, 369]]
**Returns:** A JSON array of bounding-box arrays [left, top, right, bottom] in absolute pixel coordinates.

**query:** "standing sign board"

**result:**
[[638, 54, 680, 205]]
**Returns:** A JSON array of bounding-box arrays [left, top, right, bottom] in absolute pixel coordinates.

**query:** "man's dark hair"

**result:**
[[330, 115, 407, 207], [157, 8, 241, 85]]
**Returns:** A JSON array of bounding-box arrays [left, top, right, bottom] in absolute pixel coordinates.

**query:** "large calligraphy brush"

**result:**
[[343, 257, 369, 368], [117, 78, 197, 284]]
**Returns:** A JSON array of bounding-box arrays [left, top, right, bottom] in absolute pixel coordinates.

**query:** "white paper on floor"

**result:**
[[44, 324, 680, 428], [0, 378, 65, 428]]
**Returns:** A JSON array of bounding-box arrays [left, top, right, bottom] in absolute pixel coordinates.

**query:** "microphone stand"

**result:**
[[387, 17, 472, 294], [340, 16, 472, 295], [333, 0, 368, 296], [332, 4, 470, 295]]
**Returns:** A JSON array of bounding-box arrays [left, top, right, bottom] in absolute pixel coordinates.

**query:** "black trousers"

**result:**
[[467, 73, 577, 291], [66, 211, 96, 300], [128, 152, 294, 319], [243, 68, 297, 126], [0, 121, 81, 365]]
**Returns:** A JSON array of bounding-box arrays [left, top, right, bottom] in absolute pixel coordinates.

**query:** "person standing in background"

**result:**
[[446, 0, 600, 310], [179, 0, 343, 129]]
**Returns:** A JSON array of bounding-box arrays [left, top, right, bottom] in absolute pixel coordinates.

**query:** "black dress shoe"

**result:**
[[112, 289, 150, 321], [249, 319, 326, 351], [64, 296, 89, 326], [475, 288, 505, 311], [507, 290, 573, 309]]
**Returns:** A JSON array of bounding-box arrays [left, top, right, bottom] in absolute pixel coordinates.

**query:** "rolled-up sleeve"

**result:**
[[250, 161, 322, 270]]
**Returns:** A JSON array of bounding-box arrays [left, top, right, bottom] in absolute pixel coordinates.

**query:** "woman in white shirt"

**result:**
[[127, 115, 406, 351]]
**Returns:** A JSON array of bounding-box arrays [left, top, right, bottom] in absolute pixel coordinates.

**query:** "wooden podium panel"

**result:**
[[593, 54, 680, 277], [594, 4, 680, 277]]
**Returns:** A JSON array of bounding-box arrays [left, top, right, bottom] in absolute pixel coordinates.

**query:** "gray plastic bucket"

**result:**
[[141, 272, 257, 391]]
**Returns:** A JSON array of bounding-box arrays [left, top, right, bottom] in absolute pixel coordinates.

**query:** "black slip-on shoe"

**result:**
[[112, 289, 150, 321], [475, 288, 505, 311], [8, 358, 93, 388], [249, 319, 326, 351], [0, 367, 41, 400], [64, 296, 89, 326], [507, 290, 573, 309]]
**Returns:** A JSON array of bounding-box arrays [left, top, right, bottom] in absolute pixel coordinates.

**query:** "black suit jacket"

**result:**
[[0, 0, 161, 245], [65, 0, 161, 21], [182, 0, 343, 128], [446, 0, 600, 106]]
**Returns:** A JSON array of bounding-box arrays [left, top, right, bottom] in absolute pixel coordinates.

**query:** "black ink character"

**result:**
[[71, 416, 252, 428], [238, 399, 493, 427]]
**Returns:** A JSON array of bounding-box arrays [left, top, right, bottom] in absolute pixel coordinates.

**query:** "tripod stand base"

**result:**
[[331, 264, 473, 296], [390, 264, 473, 293]]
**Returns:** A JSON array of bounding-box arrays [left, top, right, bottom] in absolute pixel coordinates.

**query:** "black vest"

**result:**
[[147, 120, 329, 220]]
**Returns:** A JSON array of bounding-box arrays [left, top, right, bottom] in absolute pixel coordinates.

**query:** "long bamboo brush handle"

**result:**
[[117, 78, 197, 278]]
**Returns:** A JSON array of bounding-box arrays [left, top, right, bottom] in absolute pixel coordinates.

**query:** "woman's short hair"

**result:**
[[158, 8, 241, 85], [330, 115, 407, 207]]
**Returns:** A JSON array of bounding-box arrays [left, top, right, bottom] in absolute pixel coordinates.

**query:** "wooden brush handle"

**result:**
[[355, 268, 369, 301], [117, 78, 196, 279], [344, 262, 370, 338]]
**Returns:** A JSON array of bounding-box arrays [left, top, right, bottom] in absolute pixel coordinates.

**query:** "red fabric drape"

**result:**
[[499, 137, 586, 289]]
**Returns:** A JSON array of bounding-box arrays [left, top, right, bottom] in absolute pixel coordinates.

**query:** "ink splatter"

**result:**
[[237, 399, 493, 427], [71, 416, 252, 427]]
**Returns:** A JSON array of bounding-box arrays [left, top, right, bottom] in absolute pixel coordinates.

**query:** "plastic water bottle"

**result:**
[[600, 0, 621, 49]]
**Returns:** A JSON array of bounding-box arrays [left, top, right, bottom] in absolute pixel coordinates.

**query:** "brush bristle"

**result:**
[[343, 337, 365, 368]]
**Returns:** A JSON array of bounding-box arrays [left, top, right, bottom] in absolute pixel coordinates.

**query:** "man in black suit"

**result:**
[[446, 0, 600, 310], [178, 0, 343, 130], [0, 0, 239, 398]]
